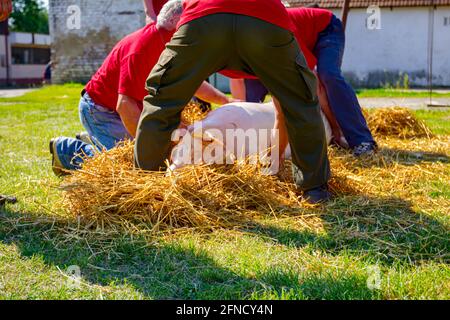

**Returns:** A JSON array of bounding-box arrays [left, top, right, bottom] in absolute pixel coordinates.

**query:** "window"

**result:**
[[11, 47, 51, 65], [33, 48, 52, 64]]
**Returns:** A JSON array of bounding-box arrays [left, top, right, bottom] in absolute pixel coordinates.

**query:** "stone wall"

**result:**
[[49, 0, 145, 84]]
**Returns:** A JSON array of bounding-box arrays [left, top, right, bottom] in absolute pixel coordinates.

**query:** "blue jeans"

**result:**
[[244, 79, 269, 103], [243, 16, 375, 148], [314, 15, 375, 148], [55, 93, 132, 170]]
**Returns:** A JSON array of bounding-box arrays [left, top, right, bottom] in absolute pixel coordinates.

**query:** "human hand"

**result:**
[[227, 97, 244, 104]]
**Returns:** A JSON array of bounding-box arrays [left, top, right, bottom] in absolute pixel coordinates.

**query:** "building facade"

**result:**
[[0, 21, 51, 86], [288, 0, 450, 88], [48, 0, 450, 88], [48, 0, 145, 84]]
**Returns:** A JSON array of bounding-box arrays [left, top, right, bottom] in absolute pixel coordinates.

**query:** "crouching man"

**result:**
[[134, 0, 331, 204], [50, 2, 231, 176]]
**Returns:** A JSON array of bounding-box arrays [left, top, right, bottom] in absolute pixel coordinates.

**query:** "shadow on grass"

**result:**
[[357, 147, 449, 167], [256, 268, 380, 300], [244, 194, 449, 266], [1, 205, 384, 300], [330, 145, 449, 169]]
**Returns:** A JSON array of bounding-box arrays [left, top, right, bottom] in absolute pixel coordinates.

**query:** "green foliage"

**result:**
[[9, 0, 49, 34], [382, 72, 411, 90]]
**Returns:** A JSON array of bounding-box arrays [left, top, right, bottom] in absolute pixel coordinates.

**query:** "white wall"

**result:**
[[430, 7, 450, 86], [214, 6, 450, 91], [9, 33, 52, 46], [335, 6, 450, 87], [11, 64, 46, 80], [0, 32, 51, 84], [0, 35, 6, 79]]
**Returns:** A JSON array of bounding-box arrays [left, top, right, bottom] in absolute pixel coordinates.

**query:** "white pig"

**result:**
[[169, 102, 333, 173]]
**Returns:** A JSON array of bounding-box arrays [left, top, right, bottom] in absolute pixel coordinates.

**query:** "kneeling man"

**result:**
[[50, 2, 231, 176], [231, 6, 377, 157]]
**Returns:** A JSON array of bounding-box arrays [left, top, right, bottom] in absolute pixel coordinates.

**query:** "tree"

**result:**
[[9, 0, 49, 34]]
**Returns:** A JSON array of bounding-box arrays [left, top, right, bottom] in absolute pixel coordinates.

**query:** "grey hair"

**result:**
[[156, 0, 184, 31]]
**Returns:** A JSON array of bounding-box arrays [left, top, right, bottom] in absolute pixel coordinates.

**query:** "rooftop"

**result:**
[[286, 0, 450, 8]]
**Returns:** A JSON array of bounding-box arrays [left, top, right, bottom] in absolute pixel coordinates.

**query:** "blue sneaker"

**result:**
[[49, 138, 69, 177], [303, 185, 332, 204], [353, 142, 377, 157]]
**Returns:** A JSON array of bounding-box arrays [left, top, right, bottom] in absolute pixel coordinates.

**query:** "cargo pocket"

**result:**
[[295, 54, 318, 104], [147, 49, 176, 96]]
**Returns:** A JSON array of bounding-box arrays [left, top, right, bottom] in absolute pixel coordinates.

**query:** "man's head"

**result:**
[[156, 0, 184, 31]]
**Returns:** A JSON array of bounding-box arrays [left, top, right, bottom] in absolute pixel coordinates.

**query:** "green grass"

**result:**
[[356, 88, 450, 98], [0, 85, 449, 300], [414, 110, 450, 135]]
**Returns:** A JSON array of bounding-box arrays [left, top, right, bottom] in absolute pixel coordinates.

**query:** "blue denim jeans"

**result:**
[[314, 15, 375, 148], [243, 16, 375, 148], [244, 79, 269, 103], [55, 93, 132, 170]]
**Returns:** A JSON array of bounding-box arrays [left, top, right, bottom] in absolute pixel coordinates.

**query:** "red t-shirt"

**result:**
[[179, 0, 293, 80], [178, 0, 295, 32], [85, 24, 173, 111], [288, 7, 333, 69], [220, 6, 329, 79], [153, 0, 168, 16]]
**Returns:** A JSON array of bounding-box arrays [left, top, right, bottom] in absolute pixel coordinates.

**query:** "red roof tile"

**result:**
[[286, 0, 450, 8]]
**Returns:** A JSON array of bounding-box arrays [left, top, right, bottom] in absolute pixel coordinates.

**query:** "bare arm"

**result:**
[[116, 94, 142, 138], [316, 75, 343, 143], [230, 78, 246, 101], [143, 0, 157, 24], [195, 81, 231, 105], [272, 97, 289, 160]]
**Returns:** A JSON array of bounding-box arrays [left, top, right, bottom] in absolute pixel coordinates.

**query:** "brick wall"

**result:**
[[49, 0, 145, 84]]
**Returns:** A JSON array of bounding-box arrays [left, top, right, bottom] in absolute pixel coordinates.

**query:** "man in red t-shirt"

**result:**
[[49, 1, 231, 175], [233, 7, 377, 156], [135, 0, 331, 203]]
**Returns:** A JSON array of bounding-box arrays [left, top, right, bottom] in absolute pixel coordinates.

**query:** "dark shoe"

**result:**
[[49, 138, 69, 177], [303, 185, 332, 204], [76, 132, 92, 145], [0, 195, 17, 206], [353, 142, 377, 157]]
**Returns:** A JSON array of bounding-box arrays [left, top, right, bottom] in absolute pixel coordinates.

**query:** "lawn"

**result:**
[[356, 88, 450, 99], [0, 84, 448, 300]]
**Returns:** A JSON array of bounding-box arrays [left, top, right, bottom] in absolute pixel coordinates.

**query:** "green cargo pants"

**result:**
[[135, 13, 330, 190]]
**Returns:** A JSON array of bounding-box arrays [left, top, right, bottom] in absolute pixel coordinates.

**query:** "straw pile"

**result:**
[[180, 100, 209, 125], [366, 107, 434, 139], [60, 108, 447, 234], [60, 141, 304, 232]]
